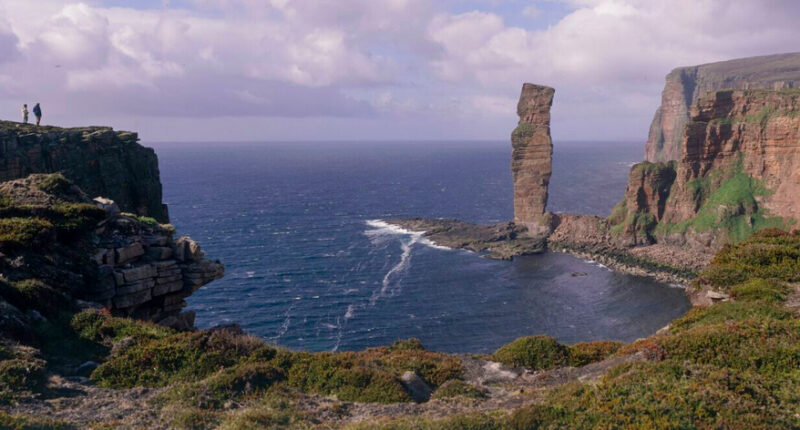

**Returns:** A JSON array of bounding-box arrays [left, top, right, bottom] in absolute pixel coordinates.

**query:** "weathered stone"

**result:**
[[120, 264, 157, 283], [156, 274, 182, 285], [116, 242, 145, 265], [93, 197, 120, 217], [76, 361, 99, 377], [113, 289, 152, 309], [646, 53, 800, 163], [400, 371, 433, 402], [174, 236, 204, 262], [0, 121, 168, 222], [147, 246, 173, 260], [143, 234, 169, 247], [116, 278, 155, 296], [153, 280, 183, 296], [511, 83, 555, 238]]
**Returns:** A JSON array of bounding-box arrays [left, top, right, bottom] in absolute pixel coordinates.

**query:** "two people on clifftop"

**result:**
[[21, 103, 42, 126]]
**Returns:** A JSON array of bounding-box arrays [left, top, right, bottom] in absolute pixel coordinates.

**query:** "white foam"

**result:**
[[344, 304, 356, 320], [364, 219, 452, 250]]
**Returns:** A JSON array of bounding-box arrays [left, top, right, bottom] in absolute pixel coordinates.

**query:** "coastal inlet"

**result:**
[[155, 140, 690, 353]]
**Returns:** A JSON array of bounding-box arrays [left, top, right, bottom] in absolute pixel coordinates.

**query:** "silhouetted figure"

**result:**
[[33, 103, 41, 126], [21, 104, 28, 124]]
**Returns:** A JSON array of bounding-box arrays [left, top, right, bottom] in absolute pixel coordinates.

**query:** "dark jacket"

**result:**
[[33, 104, 41, 116]]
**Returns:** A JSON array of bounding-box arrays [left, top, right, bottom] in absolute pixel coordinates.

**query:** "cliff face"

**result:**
[[0, 121, 168, 222], [0, 174, 223, 330], [645, 52, 800, 163], [512, 83, 555, 237], [616, 88, 800, 248]]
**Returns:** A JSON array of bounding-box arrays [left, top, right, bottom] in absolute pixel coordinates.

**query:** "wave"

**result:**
[[364, 219, 452, 251]]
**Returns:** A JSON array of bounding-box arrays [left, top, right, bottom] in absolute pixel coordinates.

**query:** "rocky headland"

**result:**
[[392, 54, 800, 289], [3, 53, 800, 429], [645, 52, 800, 163]]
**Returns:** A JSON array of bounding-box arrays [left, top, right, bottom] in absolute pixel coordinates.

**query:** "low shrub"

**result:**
[[71, 309, 174, 345], [0, 356, 47, 403], [0, 411, 74, 430], [431, 380, 487, 400], [37, 173, 73, 196], [491, 335, 568, 370], [0, 217, 52, 248], [730, 278, 792, 303], [567, 340, 623, 367], [165, 363, 285, 409]]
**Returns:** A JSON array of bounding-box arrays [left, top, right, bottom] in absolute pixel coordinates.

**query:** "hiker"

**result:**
[[33, 103, 41, 126], [21, 104, 28, 124]]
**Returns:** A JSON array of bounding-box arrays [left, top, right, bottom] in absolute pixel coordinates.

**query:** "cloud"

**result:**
[[0, 0, 799, 142]]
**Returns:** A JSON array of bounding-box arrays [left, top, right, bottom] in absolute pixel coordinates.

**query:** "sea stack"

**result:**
[[511, 83, 555, 237]]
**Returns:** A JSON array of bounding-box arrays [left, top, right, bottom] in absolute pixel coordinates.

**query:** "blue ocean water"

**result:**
[[152, 140, 690, 354]]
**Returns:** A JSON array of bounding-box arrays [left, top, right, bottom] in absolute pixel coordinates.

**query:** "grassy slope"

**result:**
[[3, 175, 800, 428]]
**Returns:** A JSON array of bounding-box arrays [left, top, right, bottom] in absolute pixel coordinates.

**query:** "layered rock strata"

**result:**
[[91, 200, 223, 326], [0, 171, 223, 330], [512, 84, 555, 237], [0, 121, 168, 222], [646, 52, 800, 163], [614, 88, 800, 249]]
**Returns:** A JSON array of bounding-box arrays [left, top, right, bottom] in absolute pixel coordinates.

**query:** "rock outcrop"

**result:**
[[0, 174, 222, 330], [645, 52, 800, 163], [0, 121, 168, 222], [615, 88, 800, 249], [92, 204, 224, 326], [512, 84, 555, 237]]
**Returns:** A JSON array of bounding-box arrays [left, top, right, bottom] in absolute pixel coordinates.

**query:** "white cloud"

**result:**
[[0, 0, 799, 142]]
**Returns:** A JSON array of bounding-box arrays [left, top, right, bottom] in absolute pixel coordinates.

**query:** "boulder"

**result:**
[[93, 197, 120, 217], [174, 236, 204, 262], [399, 371, 433, 402]]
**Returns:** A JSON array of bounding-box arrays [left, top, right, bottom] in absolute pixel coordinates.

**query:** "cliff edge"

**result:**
[[645, 52, 800, 163], [612, 88, 800, 250], [0, 121, 168, 222]]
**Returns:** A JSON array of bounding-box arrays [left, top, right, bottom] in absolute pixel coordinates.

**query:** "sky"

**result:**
[[0, 0, 798, 143]]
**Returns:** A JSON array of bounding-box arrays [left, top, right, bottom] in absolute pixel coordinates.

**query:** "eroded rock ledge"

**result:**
[[0, 121, 168, 222]]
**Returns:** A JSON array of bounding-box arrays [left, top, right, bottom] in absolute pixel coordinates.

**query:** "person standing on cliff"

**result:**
[[21, 104, 28, 124], [33, 103, 41, 126]]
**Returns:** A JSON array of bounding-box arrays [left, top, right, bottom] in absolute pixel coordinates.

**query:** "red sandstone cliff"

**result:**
[[616, 88, 800, 249], [512, 84, 555, 237], [645, 53, 800, 163]]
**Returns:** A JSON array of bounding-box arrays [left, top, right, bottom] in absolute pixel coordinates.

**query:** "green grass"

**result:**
[[0, 217, 53, 248], [0, 411, 75, 430], [511, 123, 533, 138], [654, 157, 786, 243], [36, 173, 74, 196], [431, 380, 488, 400]]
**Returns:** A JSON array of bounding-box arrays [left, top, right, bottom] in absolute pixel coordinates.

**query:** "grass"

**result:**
[[431, 380, 488, 400], [0, 411, 74, 430], [491, 335, 568, 370], [511, 123, 533, 139], [654, 157, 786, 243], [37, 173, 74, 196], [350, 228, 800, 429]]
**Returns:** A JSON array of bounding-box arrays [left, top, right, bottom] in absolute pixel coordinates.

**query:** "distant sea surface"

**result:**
[[153, 141, 690, 353]]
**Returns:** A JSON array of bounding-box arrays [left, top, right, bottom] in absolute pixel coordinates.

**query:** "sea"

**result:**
[[152, 140, 691, 354]]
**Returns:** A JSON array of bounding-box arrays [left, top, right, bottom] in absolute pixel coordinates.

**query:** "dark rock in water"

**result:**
[[400, 371, 433, 403], [76, 361, 99, 377], [387, 218, 545, 259], [570, 272, 588, 277], [0, 120, 168, 222]]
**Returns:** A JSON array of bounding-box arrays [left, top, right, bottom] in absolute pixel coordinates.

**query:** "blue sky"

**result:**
[[1, 0, 799, 143]]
